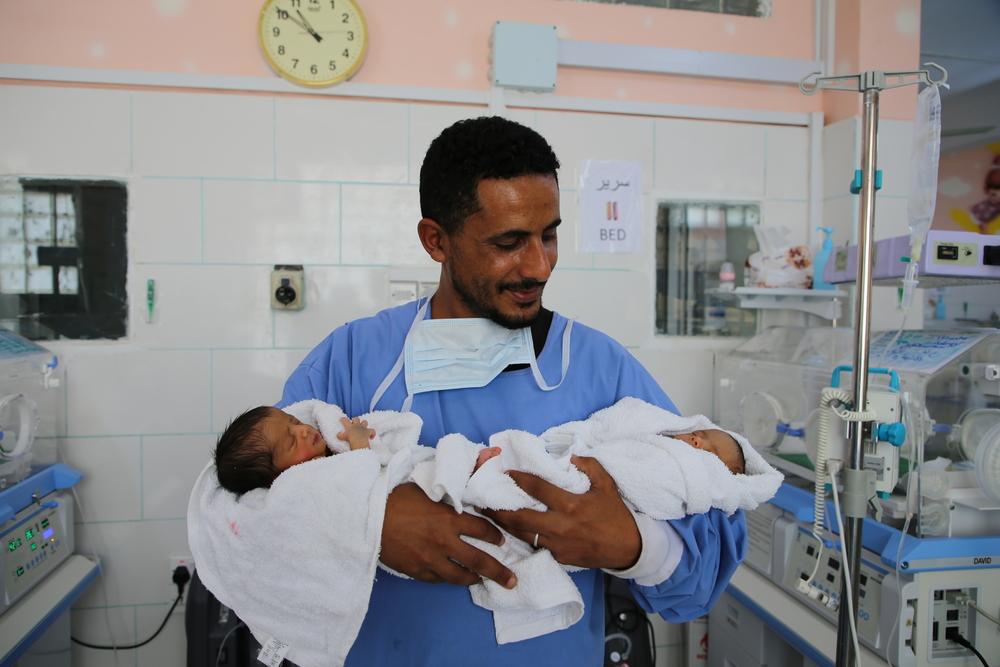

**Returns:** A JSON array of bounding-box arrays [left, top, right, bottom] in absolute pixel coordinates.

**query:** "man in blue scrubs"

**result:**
[[280, 116, 746, 666]]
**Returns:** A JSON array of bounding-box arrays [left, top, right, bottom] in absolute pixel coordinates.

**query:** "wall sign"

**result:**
[[579, 160, 642, 253]]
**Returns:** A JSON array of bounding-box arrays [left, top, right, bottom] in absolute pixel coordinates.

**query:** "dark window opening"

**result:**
[[0, 179, 127, 340]]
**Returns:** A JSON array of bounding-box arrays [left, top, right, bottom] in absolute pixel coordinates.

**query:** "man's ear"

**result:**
[[417, 218, 448, 264]]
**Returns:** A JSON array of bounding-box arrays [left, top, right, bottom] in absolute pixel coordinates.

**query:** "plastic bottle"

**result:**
[[812, 226, 835, 290], [718, 261, 736, 292]]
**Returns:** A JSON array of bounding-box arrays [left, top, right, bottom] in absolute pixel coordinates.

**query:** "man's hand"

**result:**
[[482, 456, 641, 570], [380, 483, 518, 589]]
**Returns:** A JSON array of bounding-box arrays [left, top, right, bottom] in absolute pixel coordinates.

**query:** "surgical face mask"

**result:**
[[404, 318, 534, 394], [369, 295, 574, 412]]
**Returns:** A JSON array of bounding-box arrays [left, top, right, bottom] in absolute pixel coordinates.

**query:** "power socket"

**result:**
[[170, 555, 194, 578], [271, 265, 304, 310]]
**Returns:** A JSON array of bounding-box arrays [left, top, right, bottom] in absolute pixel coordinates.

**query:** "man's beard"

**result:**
[[449, 268, 543, 330]]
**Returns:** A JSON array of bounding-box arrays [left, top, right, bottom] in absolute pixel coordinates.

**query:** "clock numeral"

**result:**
[[292, 58, 299, 69], [309, 0, 319, 6], [276, 9, 288, 19], [347, 30, 354, 41], [310, 64, 318, 75], [290, 0, 300, 7], [342, 48, 349, 58], [329, 60, 337, 71], [272, 27, 280, 37], [329, 0, 335, 7], [341, 12, 349, 23], [278, 45, 285, 55]]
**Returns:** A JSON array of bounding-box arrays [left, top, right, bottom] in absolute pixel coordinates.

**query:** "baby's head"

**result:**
[[673, 429, 746, 475], [214, 406, 328, 494]]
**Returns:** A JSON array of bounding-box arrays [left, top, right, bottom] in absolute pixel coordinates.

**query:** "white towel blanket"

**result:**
[[188, 398, 782, 662], [187, 400, 432, 667]]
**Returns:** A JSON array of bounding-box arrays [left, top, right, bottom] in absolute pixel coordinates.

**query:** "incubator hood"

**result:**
[[716, 326, 1000, 537], [0, 329, 63, 489]]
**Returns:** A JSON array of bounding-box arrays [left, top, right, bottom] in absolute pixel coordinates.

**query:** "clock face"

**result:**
[[259, 0, 368, 87]]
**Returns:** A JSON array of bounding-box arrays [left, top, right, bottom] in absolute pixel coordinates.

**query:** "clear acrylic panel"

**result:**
[[0, 269, 26, 294], [57, 266, 79, 294], [24, 214, 52, 243], [0, 242, 25, 265], [27, 266, 53, 294]]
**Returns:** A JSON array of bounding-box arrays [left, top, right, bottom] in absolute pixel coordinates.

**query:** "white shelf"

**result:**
[[0, 554, 99, 663], [709, 287, 848, 321]]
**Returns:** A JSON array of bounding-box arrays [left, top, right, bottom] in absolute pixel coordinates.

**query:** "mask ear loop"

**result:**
[[528, 319, 574, 391], [369, 296, 432, 413]]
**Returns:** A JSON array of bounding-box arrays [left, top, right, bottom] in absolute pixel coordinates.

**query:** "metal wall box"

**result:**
[[491, 22, 557, 92]]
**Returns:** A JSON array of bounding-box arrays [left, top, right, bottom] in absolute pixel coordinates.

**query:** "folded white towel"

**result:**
[[187, 400, 430, 667]]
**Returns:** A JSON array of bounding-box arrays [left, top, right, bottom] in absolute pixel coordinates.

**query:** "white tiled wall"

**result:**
[[132, 92, 274, 179], [0, 82, 820, 665]]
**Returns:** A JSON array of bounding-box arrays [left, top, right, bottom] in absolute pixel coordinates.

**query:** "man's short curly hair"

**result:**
[[419, 116, 560, 235], [214, 406, 279, 495]]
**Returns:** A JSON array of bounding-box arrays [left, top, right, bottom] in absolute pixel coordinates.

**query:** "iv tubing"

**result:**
[[829, 460, 862, 662]]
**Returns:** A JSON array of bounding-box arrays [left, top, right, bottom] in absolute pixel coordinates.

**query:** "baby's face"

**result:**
[[673, 429, 745, 474], [260, 409, 329, 472]]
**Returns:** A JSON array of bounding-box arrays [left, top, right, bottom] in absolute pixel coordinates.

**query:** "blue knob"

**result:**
[[877, 422, 906, 446]]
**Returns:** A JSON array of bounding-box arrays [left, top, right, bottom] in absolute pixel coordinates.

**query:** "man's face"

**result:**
[[445, 174, 560, 329]]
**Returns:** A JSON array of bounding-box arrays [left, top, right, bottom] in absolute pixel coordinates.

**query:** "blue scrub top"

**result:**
[[280, 301, 746, 667]]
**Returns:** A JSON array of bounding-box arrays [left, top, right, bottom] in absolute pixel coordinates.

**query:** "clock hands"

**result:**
[[293, 9, 323, 43]]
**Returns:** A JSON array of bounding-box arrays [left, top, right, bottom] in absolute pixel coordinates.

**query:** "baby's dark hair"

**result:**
[[214, 406, 279, 495], [731, 435, 747, 475], [419, 116, 560, 235]]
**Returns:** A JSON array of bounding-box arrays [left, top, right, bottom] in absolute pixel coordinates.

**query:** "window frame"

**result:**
[[646, 191, 763, 347]]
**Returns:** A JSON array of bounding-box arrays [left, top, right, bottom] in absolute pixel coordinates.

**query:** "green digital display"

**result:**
[[25, 528, 33, 540], [41, 519, 49, 529], [30, 542, 38, 551], [7, 538, 22, 552], [16, 566, 24, 577]]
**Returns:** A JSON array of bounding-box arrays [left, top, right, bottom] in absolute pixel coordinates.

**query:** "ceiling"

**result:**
[[920, 0, 1000, 153]]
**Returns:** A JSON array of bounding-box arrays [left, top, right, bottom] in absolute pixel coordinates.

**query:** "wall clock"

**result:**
[[258, 0, 368, 87]]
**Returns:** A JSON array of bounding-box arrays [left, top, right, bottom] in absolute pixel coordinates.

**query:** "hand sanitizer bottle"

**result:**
[[812, 226, 835, 290]]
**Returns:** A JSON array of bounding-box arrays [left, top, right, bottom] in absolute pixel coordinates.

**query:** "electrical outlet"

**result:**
[[170, 555, 194, 578], [271, 265, 305, 310]]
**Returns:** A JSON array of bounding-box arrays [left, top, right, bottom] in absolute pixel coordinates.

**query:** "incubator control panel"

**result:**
[[1, 492, 74, 612], [782, 530, 887, 648]]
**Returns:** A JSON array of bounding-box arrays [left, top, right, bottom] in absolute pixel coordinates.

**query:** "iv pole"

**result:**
[[799, 63, 948, 667]]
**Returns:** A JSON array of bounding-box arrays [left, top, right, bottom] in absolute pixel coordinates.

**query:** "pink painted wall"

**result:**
[[934, 142, 1000, 234], [826, 0, 920, 123], [0, 0, 920, 120]]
